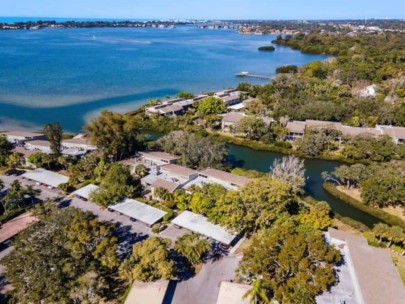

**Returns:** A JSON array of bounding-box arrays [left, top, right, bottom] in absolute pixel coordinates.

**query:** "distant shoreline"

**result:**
[[0, 20, 190, 30]]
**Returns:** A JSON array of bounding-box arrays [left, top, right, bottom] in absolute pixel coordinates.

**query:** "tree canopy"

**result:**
[[197, 96, 226, 116], [2, 203, 122, 303], [84, 110, 141, 161], [156, 131, 228, 169], [237, 218, 341, 303]]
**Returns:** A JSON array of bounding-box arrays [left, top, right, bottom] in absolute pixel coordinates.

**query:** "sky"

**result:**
[[1, 0, 405, 20]]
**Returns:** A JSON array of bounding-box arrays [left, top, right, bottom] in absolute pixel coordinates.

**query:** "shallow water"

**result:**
[[0, 26, 329, 131]]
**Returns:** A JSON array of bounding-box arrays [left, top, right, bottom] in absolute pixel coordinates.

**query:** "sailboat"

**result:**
[[92, 34, 96, 40]]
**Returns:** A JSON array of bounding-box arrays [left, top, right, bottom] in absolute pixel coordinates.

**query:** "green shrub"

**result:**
[[323, 183, 405, 230]]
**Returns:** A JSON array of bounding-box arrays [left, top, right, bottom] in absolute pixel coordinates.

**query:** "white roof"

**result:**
[[22, 169, 69, 188], [125, 280, 169, 304], [72, 184, 99, 200], [171, 211, 237, 245], [216, 282, 250, 304], [228, 103, 245, 110], [110, 199, 167, 226]]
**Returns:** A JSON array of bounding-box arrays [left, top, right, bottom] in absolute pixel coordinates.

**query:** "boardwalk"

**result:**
[[236, 72, 273, 80]]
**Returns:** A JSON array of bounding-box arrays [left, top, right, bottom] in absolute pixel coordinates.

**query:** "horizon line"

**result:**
[[1, 15, 404, 21]]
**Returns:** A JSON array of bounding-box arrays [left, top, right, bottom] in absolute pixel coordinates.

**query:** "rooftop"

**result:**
[[22, 169, 69, 188], [0, 212, 38, 244], [110, 199, 167, 226], [222, 112, 245, 123], [199, 168, 251, 187], [327, 228, 405, 304], [151, 177, 180, 193], [171, 210, 237, 245], [216, 282, 250, 304], [160, 163, 198, 178], [140, 151, 180, 162], [2, 131, 43, 139], [125, 280, 169, 304], [25, 140, 51, 147], [72, 184, 99, 200]]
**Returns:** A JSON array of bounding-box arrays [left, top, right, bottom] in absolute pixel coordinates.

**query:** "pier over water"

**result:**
[[236, 71, 273, 80]]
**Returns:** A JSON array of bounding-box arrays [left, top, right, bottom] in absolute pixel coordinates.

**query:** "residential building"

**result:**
[[125, 280, 169, 304], [221, 112, 245, 131], [317, 228, 405, 304], [215, 89, 241, 106], [25, 140, 52, 154], [171, 210, 237, 245], [216, 282, 250, 304], [2, 131, 45, 144], [139, 151, 180, 167], [376, 125, 405, 145], [285, 119, 405, 144], [184, 168, 251, 191], [62, 137, 97, 151]]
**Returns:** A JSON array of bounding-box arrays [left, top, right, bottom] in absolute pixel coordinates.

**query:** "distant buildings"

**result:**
[[285, 119, 405, 144], [2, 131, 45, 144], [145, 88, 242, 117]]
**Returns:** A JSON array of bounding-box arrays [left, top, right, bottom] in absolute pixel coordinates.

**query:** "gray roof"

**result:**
[[328, 228, 405, 304], [222, 112, 245, 123], [151, 178, 180, 193], [171, 211, 237, 245], [22, 169, 69, 188], [140, 151, 179, 162], [199, 168, 251, 187], [286, 121, 306, 133], [72, 184, 99, 200], [110, 199, 167, 226]]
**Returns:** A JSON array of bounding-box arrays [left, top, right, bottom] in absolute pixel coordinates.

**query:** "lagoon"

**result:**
[[0, 26, 329, 132]]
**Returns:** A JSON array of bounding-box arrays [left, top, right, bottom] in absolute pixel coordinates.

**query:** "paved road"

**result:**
[[171, 254, 242, 304]]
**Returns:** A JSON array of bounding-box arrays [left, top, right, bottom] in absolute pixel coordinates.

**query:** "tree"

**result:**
[[2, 204, 123, 303], [126, 237, 175, 282], [269, 155, 306, 195], [197, 96, 226, 116], [176, 91, 195, 99], [156, 131, 228, 169], [0, 134, 13, 166], [214, 178, 295, 233], [44, 121, 63, 155], [134, 164, 148, 178], [297, 126, 341, 157], [237, 219, 340, 303], [85, 110, 141, 161], [373, 223, 404, 248], [235, 117, 268, 140], [243, 278, 270, 304], [297, 202, 333, 230], [2, 180, 39, 213], [360, 164, 405, 208], [90, 163, 140, 206], [174, 233, 211, 264], [6, 151, 23, 171]]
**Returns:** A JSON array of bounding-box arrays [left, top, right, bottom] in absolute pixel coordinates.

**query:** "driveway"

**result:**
[[171, 254, 242, 304]]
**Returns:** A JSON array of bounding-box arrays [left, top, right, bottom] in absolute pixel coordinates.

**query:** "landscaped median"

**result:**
[[323, 182, 405, 230]]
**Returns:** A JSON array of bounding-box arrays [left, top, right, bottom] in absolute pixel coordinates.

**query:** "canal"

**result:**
[[144, 131, 380, 228], [227, 144, 380, 228]]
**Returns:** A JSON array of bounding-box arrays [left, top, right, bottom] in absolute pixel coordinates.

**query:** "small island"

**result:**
[[258, 45, 275, 51]]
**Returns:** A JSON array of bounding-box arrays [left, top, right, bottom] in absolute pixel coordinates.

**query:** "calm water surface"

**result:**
[[0, 26, 329, 131], [228, 144, 380, 228]]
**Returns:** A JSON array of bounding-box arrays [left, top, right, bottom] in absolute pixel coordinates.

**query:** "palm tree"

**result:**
[[243, 278, 270, 304], [174, 233, 211, 264]]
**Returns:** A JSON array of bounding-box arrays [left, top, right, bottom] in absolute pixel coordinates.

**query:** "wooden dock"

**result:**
[[236, 72, 273, 80]]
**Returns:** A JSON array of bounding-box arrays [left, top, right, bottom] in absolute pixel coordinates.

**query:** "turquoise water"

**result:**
[[0, 26, 329, 132]]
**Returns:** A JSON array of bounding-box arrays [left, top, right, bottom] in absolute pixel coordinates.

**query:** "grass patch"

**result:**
[[391, 253, 405, 286], [234, 238, 253, 255], [323, 183, 405, 230]]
